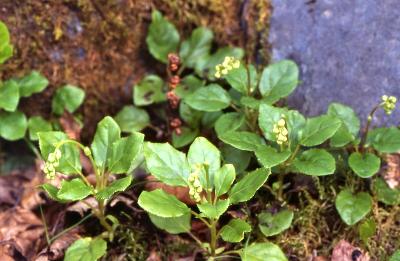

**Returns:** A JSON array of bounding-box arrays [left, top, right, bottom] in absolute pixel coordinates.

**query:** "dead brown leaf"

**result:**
[[0, 207, 44, 259], [145, 176, 195, 205], [146, 249, 162, 261], [331, 240, 370, 261], [384, 153, 400, 189], [59, 111, 82, 141], [67, 197, 98, 216]]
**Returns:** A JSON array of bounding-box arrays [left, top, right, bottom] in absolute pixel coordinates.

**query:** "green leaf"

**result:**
[[220, 219, 251, 243], [172, 127, 198, 148], [133, 75, 166, 106], [107, 132, 144, 174], [292, 149, 336, 176], [221, 144, 252, 174], [185, 84, 231, 111], [259, 60, 299, 103], [144, 142, 190, 186], [197, 46, 244, 77], [114, 105, 150, 133], [28, 116, 52, 141], [0, 80, 19, 112], [138, 189, 191, 218], [255, 145, 291, 168], [0, 21, 13, 64], [180, 27, 213, 68], [390, 250, 400, 261], [149, 213, 191, 234], [57, 178, 93, 201], [367, 127, 400, 153], [188, 137, 220, 189], [241, 242, 287, 261], [373, 178, 400, 205], [91, 116, 121, 172], [52, 85, 85, 115], [258, 104, 287, 141], [38, 131, 82, 174], [18, 71, 49, 97], [146, 10, 179, 63], [229, 168, 270, 204], [41, 183, 66, 202], [258, 209, 294, 237], [0, 44, 12, 64], [0, 111, 27, 141], [335, 190, 372, 225], [96, 175, 132, 200], [214, 164, 236, 197], [348, 152, 380, 178], [328, 103, 360, 147], [175, 75, 204, 99], [358, 218, 376, 244], [65, 237, 107, 261], [225, 64, 257, 94], [214, 112, 245, 137], [179, 101, 204, 128], [300, 115, 342, 146], [201, 111, 223, 128], [197, 199, 230, 219], [219, 131, 264, 151]]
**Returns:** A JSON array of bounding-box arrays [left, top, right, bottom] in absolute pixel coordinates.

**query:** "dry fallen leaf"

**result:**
[[145, 176, 195, 205], [146, 249, 162, 261], [331, 240, 370, 261], [67, 197, 98, 216], [384, 153, 400, 189]]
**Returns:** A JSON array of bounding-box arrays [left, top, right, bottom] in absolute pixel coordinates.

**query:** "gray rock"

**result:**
[[269, 0, 400, 127]]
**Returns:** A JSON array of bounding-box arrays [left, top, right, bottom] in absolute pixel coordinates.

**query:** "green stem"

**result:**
[[210, 219, 218, 257], [191, 210, 211, 227], [360, 103, 381, 151]]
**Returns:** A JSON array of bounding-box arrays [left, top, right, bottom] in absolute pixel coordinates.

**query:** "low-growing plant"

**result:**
[[138, 136, 287, 260], [38, 116, 144, 260]]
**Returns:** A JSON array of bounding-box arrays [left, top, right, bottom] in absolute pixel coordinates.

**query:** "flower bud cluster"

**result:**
[[188, 171, 202, 202], [381, 95, 397, 115], [43, 148, 62, 179], [273, 117, 288, 145], [214, 56, 240, 78]]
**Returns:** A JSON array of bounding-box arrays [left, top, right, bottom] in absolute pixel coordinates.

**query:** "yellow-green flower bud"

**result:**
[[83, 147, 91, 156], [381, 95, 397, 115]]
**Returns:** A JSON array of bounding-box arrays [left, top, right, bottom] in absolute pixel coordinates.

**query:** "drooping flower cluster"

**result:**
[[214, 56, 240, 78], [272, 116, 288, 146], [381, 95, 397, 115], [43, 148, 62, 179], [188, 171, 203, 202]]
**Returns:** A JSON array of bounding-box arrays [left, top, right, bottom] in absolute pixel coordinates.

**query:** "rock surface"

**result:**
[[269, 0, 400, 126]]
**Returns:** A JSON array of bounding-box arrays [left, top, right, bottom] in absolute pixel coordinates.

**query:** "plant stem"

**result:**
[[210, 219, 218, 257], [360, 104, 381, 151]]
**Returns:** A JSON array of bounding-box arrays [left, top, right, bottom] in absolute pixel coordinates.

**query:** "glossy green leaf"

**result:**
[[225, 64, 257, 94], [28, 116, 52, 141], [144, 142, 190, 186], [146, 10, 179, 63], [214, 112, 245, 137], [149, 213, 191, 234], [180, 27, 213, 68], [18, 71, 49, 97], [114, 105, 150, 133], [221, 144, 252, 174], [255, 145, 291, 168], [107, 132, 144, 174], [65, 237, 107, 261], [91, 116, 120, 172], [367, 127, 400, 153], [175, 75, 203, 99], [133, 75, 166, 106], [328, 103, 360, 147], [293, 149, 335, 176], [241, 242, 287, 261], [259, 60, 299, 103], [219, 131, 264, 151], [214, 164, 236, 197], [185, 84, 231, 112], [96, 175, 132, 200], [335, 190, 372, 225], [349, 152, 380, 178], [197, 199, 230, 219], [57, 178, 93, 201], [138, 189, 191, 218], [201, 111, 223, 128], [0, 111, 27, 141], [0, 80, 19, 112], [358, 218, 376, 244], [220, 219, 251, 243], [229, 168, 270, 204], [0, 21, 13, 64], [52, 85, 85, 115], [38, 131, 82, 174], [258, 104, 287, 141], [300, 115, 342, 146], [188, 137, 220, 189], [258, 209, 294, 237], [172, 127, 198, 148], [41, 183, 66, 202], [373, 178, 400, 205]]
